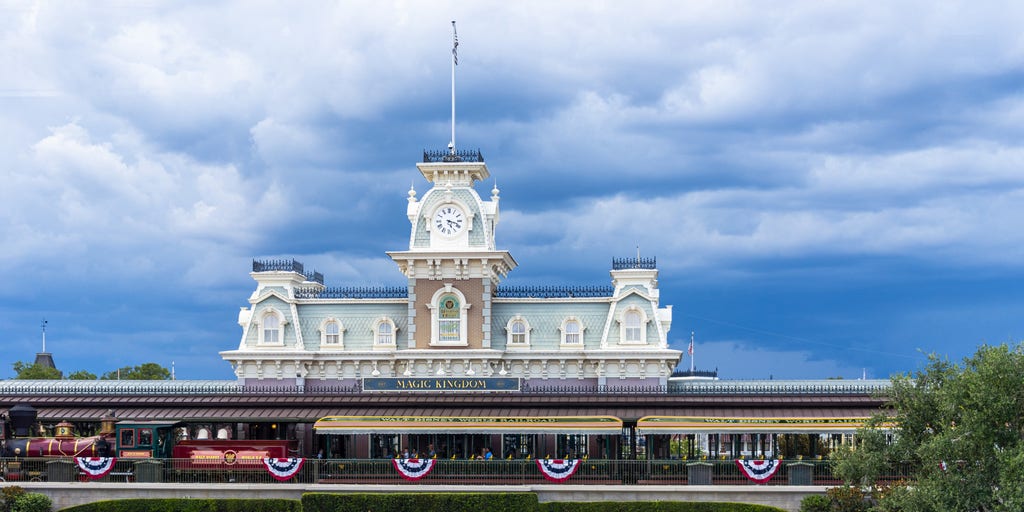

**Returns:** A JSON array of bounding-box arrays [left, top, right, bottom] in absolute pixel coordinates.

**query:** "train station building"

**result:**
[[0, 146, 890, 463], [220, 149, 680, 392]]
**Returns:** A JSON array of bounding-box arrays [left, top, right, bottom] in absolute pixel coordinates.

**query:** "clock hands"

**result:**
[[434, 207, 464, 235]]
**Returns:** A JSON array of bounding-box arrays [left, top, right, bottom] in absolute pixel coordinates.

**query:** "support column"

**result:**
[[407, 277, 417, 348], [481, 277, 492, 348]]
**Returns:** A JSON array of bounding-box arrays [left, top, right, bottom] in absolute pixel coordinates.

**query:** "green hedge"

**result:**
[[9, 493, 52, 512], [59, 498, 302, 512], [57, 494, 787, 512], [301, 492, 539, 512], [541, 503, 786, 512], [300, 494, 785, 512]]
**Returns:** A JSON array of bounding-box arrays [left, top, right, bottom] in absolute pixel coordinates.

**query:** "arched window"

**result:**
[[560, 317, 585, 349], [512, 320, 527, 343], [325, 322, 341, 343], [438, 295, 461, 343], [429, 286, 469, 347], [319, 318, 345, 349], [505, 316, 531, 349], [376, 320, 394, 346], [264, 315, 280, 343], [565, 321, 580, 344], [624, 311, 641, 342], [258, 308, 286, 346], [617, 306, 649, 345]]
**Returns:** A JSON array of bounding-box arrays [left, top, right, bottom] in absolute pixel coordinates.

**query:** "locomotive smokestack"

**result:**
[[100, 410, 117, 436], [9, 404, 38, 437]]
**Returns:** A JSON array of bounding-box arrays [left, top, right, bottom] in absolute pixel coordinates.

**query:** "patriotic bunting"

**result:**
[[735, 459, 781, 483], [263, 457, 304, 481], [75, 457, 117, 479], [393, 458, 436, 481], [536, 459, 581, 483]]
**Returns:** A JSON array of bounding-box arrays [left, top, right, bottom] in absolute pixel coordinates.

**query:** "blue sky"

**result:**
[[2, 1, 1023, 380]]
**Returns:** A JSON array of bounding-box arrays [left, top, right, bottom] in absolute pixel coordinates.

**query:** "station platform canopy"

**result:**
[[313, 415, 623, 435], [636, 415, 876, 435]]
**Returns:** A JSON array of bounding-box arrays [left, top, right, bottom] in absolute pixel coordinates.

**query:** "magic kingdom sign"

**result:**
[[362, 377, 520, 392]]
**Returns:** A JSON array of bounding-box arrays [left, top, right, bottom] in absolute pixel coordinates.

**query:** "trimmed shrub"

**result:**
[[825, 485, 870, 512], [2, 486, 27, 512], [799, 494, 832, 512], [302, 492, 540, 512], [542, 503, 786, 512], [59, 498, 300, 512], [9, 493, 51, 512]]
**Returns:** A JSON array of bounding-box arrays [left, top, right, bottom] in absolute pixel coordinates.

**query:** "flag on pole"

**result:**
[[688, 331, 695, 372], [452, 21, 459, 65]]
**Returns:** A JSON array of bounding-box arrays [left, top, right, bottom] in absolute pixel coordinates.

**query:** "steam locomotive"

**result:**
[[1, 404, 296, 480]]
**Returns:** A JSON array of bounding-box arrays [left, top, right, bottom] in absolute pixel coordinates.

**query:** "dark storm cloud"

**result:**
[[2, 1, 1023, 379]]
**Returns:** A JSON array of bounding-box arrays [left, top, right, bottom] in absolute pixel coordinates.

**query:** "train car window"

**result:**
[[557, 434, 589, 458], [139, 428, 153, 446], [121, 428, 135, 448], [370, 433, 399, 458]]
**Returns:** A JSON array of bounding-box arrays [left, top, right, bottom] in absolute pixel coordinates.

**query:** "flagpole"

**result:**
[[450, 20, 458, 155], [689, 331, 695, 372]]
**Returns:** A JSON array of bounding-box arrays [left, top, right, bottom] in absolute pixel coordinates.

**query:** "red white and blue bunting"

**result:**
[[393, 458, 436, 481], [536, 459, 581, 483], [735, 459, 781, 483], [263, 457, 305, 481], [75, 457, 117, 479]]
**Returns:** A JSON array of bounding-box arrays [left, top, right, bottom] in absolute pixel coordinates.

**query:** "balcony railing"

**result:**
[[295, 286, 408, 299], [612, 257, 657, 270], [493, 285, 614, 298], [252, 259, 303, 273], [423, 149, 484, 163], [670, 369, 719, 379]]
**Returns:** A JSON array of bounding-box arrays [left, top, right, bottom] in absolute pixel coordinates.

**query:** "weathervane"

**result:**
[[41, 319, 48, 353]]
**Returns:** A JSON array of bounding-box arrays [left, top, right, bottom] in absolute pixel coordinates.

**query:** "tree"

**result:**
[[67, 370, 97, 380], [101, 362, 171, 380], [833, 343, 1024, 511], [11, 361, 62, 379]]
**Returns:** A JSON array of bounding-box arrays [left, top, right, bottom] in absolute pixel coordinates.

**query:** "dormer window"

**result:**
[[559, 317, 585, 349], [618, 307, 649, 345], [258, 308, 286, 346], [565, 321, 581, 344], [319, 318, 345, 349], [505, 316, 531, 349], [264, 315, 280, 343], [373, 318, 397, 349], [326, 322, 341, 343]]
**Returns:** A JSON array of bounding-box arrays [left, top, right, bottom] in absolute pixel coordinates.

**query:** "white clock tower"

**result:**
[[387, 150, 517, 352]]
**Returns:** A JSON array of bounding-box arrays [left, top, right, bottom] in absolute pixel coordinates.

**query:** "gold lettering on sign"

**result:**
[[366, 377, 519, 392]]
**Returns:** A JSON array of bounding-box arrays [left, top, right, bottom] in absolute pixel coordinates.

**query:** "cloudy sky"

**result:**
[[2, 1, 1023, 380]]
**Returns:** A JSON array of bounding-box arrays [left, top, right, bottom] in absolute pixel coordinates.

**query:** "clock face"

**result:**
[[433, 206, 466, 236]]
